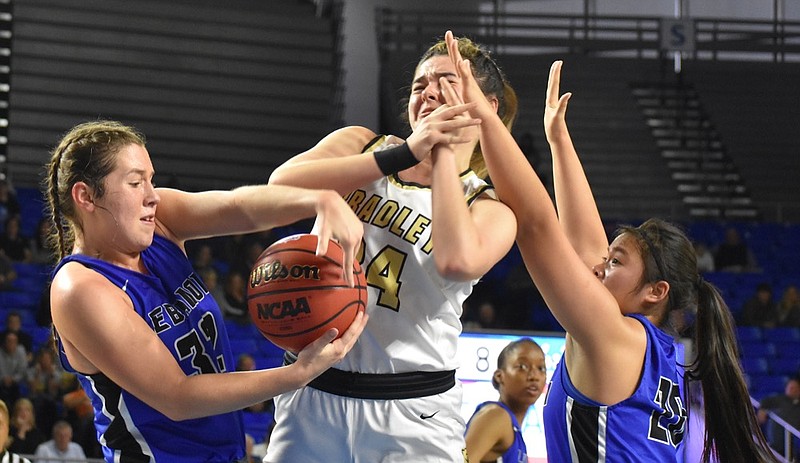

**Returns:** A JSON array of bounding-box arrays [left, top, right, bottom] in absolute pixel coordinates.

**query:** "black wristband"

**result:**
[[374, 143, 419, 175]]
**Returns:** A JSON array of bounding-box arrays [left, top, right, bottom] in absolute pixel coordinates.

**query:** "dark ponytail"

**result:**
[[689, 280, 776, 462], [621, 218, 776, 462]]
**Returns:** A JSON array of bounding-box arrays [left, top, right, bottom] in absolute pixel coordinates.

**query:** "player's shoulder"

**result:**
[[324, 126, 378, 144], [52, 261, 126, 310], [312, 126, 380, 157], [473, 402, 512, 423]]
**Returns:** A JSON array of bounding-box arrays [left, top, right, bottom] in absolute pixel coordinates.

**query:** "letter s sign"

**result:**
[[660, 18, 695, 52]]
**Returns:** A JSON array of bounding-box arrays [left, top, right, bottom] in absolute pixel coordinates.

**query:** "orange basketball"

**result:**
[[247, 234, 367, 353]]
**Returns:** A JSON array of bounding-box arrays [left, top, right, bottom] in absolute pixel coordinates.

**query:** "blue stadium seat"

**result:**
[[228, 338, 257, 358], [763, 327, 800, 343], [243, 411, 275, 444], [739, 341, 775, 357], [736, 326, 763, 342], [254, 353, 283, 370], [740, 357, 769, 375], [774, 341, 800, 358], [0, 291, 38, 310], [768, 358, 799, 376], [750, 374, 789, 399], [258, 338, 284, 357]]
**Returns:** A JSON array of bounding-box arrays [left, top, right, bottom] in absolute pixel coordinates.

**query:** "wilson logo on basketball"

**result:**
[[254, 297, 311, 320], [249, 260, 321, 288]]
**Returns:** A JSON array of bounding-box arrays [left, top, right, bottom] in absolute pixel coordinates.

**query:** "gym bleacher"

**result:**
[[5, 186, 800, 399]]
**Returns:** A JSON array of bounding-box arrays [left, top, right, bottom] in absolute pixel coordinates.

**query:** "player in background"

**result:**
[[45, 120, 367, 462], [264, 34, 518, 462], [465, 338, 546, 462], [442, 31, 776, 462]]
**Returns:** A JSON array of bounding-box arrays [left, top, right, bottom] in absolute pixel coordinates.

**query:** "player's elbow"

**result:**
[[267, 166, 290, 186], [435, 255, 482, 281], [157, 401, 203, 422]]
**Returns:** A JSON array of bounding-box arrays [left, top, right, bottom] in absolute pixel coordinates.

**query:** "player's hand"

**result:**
[[294, 310, 368, 380], [544, 60, 572, 144], [406, 102, 481, 160], [310, 190, 363, 287], [444, 30, 496, 119]]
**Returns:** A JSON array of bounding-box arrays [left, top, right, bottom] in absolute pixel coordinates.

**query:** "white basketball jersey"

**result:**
[[337, 136, 496, 373]]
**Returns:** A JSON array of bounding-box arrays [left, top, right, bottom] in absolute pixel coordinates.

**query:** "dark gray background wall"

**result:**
[[8, 0, 342, 191]]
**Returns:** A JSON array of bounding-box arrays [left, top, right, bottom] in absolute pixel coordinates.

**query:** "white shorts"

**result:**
[[263, 382, 466, 463]]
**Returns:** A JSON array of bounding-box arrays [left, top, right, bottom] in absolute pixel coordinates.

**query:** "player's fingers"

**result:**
[[558, 92, 572, 115], [445, 30, 464, 67], [439, 78, 463, 106], [440, 117, 481, 131], [301, 328, 339, 357], [314, 232, 330, 257], [337, 311, 367, 347], [546, 60, 563, 108], [342, 250, 356, 288]]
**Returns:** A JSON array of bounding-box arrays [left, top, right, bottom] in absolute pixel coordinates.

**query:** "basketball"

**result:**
[[247, 234, 367, 353]]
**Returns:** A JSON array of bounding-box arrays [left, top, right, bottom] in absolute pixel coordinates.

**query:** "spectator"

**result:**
[[7, 398, 45, 456], [232, 240, 268, 278], [0, 399, 32, 463], [0, 216, 32, 263], [198, 266, 221, 298], [2, 312, 34, 358], [714, 227, 758, 272], [245, 433, 259, 463], [218, 270, 249, 324], [61, 375, 100, 458], [694, 241, 715, 273], [0, 333, 28, 407], [776, 285, 800, 328], [29, 218, 54, 266], [191, 242, 216, 275], [476, 300, 501, 329], [463, 298, 501, 331], [741, 282, 779, 328], [516, 131, 548, 187], [0, 251, 16, 291], [34, 420, 86, 463], [0, 179, 20, 232], [757, 375, 800, 458], [25, 348, 65, 438], [236, 353, 274, 415], [502, 257, 545, 330]]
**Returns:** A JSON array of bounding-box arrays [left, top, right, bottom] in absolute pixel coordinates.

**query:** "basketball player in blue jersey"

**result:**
[[264, 35, 518, 462], [465, 338, 545, 463], [442, 32, 777, 462], [44, 120, 368, 463]]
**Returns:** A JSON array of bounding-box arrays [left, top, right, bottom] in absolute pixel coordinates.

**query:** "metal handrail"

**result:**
[[752, 396, 800, 462], [376, 9, 800, 63]]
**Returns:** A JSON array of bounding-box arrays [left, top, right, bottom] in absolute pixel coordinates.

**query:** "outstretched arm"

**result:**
[[155, 185, 363, 286], [545, 61, 608, 268], [442, 32, 639, 374]]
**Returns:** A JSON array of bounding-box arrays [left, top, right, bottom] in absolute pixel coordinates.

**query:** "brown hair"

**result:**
[[407, 35, 518, 179], [43, 121, 146, 260]]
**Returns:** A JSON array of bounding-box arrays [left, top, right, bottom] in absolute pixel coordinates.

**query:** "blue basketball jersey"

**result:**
[[466, 401, 528, 463], [54, 234, 245, 463], [542, 314, 686, 462]]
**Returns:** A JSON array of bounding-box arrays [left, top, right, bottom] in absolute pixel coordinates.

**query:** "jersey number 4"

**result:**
[[358, 244, 408, 312]]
